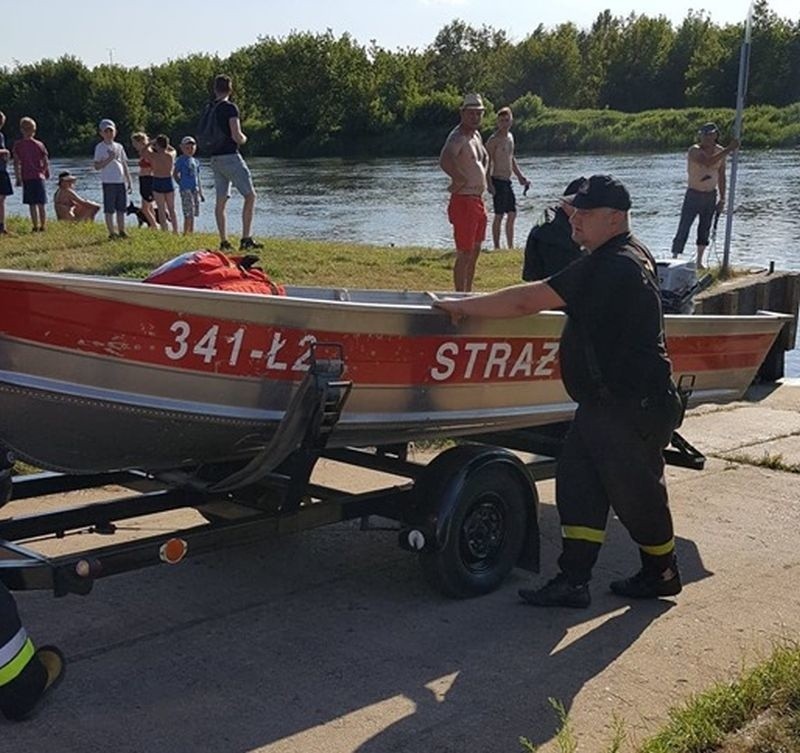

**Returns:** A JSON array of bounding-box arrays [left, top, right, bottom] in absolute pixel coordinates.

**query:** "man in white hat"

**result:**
[[439, 93, 489, 292]]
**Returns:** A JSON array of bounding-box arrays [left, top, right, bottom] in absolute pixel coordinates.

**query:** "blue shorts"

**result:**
[[0, 172, 12, 197], [210, 153, 254, 199], [153, 176, 174, 194], [102, 183, 127, 214], [22, 179, 46, 205]]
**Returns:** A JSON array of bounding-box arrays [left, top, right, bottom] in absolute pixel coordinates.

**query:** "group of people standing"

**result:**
[[439, 94, 531, 292], [0, 74, 261, 249], [94, 74, 261, 248], [439, 94, 740, 290]]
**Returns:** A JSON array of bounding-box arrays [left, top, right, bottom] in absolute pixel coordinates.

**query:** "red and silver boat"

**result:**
[[0, 269, 790, 474]]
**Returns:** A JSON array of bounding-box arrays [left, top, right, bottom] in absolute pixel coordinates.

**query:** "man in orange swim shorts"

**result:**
[[439, 93, 489, 292]]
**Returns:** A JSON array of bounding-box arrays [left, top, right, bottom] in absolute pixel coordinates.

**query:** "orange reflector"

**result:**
[[159, 538, 188, 564]]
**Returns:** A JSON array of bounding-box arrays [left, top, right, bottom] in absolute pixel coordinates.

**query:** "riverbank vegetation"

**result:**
[[1, 1, 797, 157]]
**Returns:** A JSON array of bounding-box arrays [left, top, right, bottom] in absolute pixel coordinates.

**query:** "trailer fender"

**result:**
[[402, 445, 539, 597]]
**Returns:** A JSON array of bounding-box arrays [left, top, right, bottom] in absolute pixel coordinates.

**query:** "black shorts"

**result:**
[[491, 178, 516, 215], [22, 178, 46, 205], [0, 172, 12, 197], [139, 175, 154, 202]]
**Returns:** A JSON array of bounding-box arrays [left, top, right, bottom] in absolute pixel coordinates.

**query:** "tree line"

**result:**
[[0, 0, 798, 157]]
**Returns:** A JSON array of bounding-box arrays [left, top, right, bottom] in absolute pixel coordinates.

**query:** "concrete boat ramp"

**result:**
[[4, 381, 800, 752]]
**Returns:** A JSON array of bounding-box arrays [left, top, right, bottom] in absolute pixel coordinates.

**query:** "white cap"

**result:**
[[98, 118, 116, 131]]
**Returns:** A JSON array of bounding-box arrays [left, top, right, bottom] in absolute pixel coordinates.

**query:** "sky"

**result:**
[[2, 0, 798, 70]]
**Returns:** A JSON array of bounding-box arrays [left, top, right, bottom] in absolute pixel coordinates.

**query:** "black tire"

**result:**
[[419, 461, 529, 598]]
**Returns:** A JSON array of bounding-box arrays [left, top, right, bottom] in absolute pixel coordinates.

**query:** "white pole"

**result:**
[[722, 2, 754, 275]]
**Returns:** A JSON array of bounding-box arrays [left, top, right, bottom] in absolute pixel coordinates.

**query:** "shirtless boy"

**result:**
[[439, 93, 489, 292], [148, 135, 179, 234], [671, 122, 739, 268], [486, 107, 530, 250]]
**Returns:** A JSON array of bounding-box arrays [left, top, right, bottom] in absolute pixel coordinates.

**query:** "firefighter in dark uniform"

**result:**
[[434, 174, 683, 608], [0, 580, 65, 719]]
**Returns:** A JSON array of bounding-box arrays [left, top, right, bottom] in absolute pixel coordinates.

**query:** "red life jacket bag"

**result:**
[[144, 250, 286, 296]]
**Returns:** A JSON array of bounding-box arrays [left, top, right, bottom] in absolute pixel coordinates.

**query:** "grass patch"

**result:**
[[0, 217, 755, 296], [641, 642, 800, 753], [0, 217, 528, 292], [723, 450, 800, 474], [518, 643, 800, 752]]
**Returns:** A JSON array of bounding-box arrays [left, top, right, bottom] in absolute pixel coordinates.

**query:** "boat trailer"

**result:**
[[0, 355, 705, 600]]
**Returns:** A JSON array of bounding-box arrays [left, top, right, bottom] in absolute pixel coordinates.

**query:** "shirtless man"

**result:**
[[671, 122, 739, 268], [486, 107, 530, 250], [439, 93, 489, 292]]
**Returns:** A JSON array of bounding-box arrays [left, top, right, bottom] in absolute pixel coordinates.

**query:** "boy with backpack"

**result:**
[[198, 74, 262, 251]]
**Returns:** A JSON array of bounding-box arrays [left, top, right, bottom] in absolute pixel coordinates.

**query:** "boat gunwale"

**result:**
[[0, 269, 792, 328]]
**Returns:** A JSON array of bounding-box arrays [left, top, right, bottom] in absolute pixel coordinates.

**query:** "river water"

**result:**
[[5, 149, 800, 371], [6, 150, 798, 264]]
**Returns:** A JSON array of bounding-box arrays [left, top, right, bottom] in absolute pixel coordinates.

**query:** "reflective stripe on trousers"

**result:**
[[0, 629, 34, 687]]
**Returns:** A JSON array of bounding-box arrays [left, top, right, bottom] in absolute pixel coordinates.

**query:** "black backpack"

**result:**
[[196, 101, 227, 154], [522, 206, 585, 281]]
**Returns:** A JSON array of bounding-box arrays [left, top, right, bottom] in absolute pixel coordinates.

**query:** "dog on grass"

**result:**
[[126, 201, 163, 228]]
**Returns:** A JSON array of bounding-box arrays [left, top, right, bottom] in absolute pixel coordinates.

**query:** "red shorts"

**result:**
[[447, 194, 487, 252]]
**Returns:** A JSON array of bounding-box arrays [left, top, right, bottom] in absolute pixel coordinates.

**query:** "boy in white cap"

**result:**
[[93, 118, 132, 239], [173, 136, 204, 235]]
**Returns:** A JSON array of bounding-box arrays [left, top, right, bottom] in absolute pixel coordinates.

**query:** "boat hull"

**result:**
[[0, 271, 789, 473]]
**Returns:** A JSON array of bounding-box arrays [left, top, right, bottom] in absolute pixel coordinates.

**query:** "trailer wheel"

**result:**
[[419, 457, 529, 598]]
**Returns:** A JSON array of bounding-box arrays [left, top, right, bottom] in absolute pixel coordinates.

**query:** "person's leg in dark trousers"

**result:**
[[0, 581, 64, 720], [580, 405, 674, 558], [519, 405, 610, 607], [694, 191, 717, 268], [578, 403, 681, 597], [555, 409, 611, 585], [671, 190, 699, 258]]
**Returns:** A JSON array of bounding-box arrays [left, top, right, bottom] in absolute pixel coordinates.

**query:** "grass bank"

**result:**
[[521, 642, 800, 752], [0, 217, 526, 291]]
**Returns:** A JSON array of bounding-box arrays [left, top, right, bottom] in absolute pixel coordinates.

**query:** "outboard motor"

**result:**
[[657, 260, 712, 314]]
